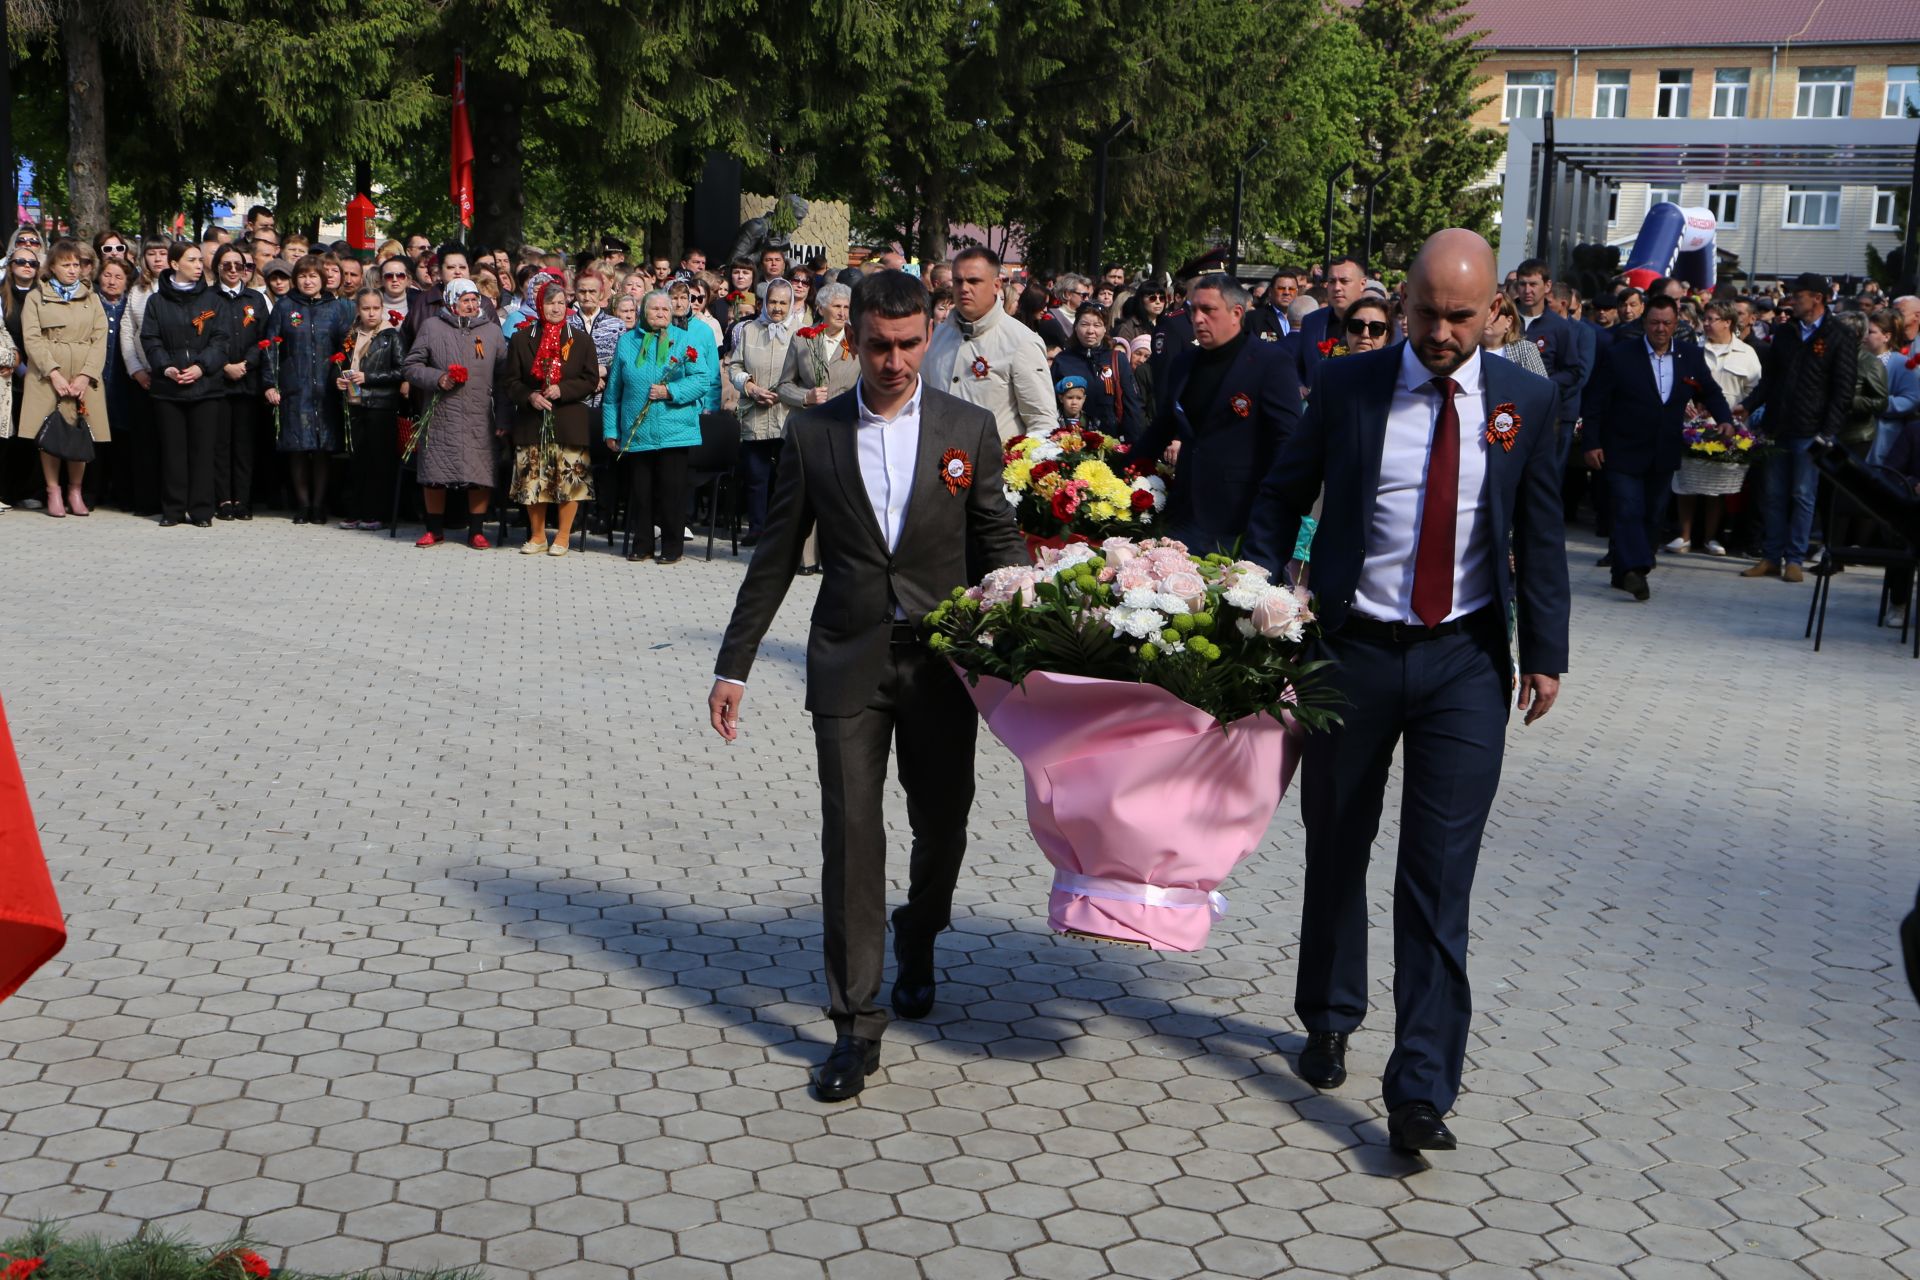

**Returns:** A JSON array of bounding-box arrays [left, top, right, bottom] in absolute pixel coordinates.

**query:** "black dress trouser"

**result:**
[[812, 631, 980, 1042], [155, 398, 220, 522], [216, 396, 258, 509]]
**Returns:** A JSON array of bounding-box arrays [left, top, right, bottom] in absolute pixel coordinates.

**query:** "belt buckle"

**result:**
[[1390, 619, 1409, 643]]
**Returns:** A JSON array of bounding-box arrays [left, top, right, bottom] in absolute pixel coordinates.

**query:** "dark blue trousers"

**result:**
[[1295, 615, 1510, 1114], [1606, 467, 1673, 577]]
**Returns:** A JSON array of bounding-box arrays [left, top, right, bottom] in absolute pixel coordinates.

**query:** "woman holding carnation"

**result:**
[[506, 280, 598, 555], [336, 288, 406, 529], [603, 290, 709, 564], [264, 254, 352, 524], [403, 277, 507, 548], [776, 282, 858, 410]]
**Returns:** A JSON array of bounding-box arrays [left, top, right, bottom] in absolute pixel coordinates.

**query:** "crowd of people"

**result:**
[[4, 209, 1917, 613]]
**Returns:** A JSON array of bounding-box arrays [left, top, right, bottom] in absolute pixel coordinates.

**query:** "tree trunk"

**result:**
[[63, 0, 110, 240], [276, 149, 302, 228], [666, 198, 685, 265], [1151, 230, 1170, 279], [916, 173, 947, 266], [470, 68, 524, 251]]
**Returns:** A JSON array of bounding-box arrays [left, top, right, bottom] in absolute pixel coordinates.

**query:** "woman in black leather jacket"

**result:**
[[337, 288, 407, 529]]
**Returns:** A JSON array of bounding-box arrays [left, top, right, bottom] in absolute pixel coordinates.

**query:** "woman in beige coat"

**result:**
[[725, 278, 796, 540], [20, 240, 109, 517]]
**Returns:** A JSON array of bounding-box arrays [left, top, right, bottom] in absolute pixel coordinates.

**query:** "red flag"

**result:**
[[450, 55, 474, 229], [0, 695, 65, 1003]]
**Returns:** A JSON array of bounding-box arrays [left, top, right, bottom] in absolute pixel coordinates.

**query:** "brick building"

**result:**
[[1466, 0, 1920, 281]]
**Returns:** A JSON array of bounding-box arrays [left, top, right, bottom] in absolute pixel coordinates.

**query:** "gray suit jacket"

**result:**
[[715, 382, 1027, 716]]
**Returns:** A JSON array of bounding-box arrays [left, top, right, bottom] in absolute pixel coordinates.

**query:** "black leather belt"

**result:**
[[1343, 604, 1500, 643], [889, 622, 921, 644]]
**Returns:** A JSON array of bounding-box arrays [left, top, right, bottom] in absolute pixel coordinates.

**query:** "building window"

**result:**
[[1887, 65, 1920, 117], [1656, 70, 1692, 118], [1874, 188, 1908, 231], [1783, 185, 1842, 229], [1794, 67, 1854, 118], [1607, 189, 1619, 223], [1504, 71, 1557, 121], [1706, 185, 1741, 229], [1712, 68, 1750, 118], [1593, 70, 1630, 118], [1648, 185, 1682, 210]]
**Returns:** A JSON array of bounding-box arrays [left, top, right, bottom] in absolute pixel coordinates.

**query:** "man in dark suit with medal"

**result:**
[[708, 272, 1027, 1102], [1582, 293, 1733, 601], [1246, 230, 1569, 1154], [1134, 273, 1302, 553]]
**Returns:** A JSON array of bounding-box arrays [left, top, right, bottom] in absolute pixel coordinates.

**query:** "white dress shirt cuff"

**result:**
[[714, 676, 745, 687]]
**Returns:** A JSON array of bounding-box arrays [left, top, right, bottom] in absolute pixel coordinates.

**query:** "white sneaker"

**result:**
[[1663, 537, 1689, 554], [19, 498, 43, 511], [1704, 540, 1727, 557], [0, 498, 10, 512]]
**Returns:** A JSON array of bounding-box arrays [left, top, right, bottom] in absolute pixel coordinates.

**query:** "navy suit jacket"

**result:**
[[1583, 339, 1733, 475], [1293, 306, 1334, 393], [1518, 309, 1590, 424], [1135, 334, 1302, 554], [1148, 307, 1194, 388], [1245, 343, 1571, 676]]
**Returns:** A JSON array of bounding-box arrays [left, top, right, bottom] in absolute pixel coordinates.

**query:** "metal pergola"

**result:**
[[1500, 116, 1920, 289]]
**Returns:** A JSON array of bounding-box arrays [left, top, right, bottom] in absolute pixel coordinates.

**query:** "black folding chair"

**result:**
[[686, 412, 744, 561], [1804, 441, 1920, 658]]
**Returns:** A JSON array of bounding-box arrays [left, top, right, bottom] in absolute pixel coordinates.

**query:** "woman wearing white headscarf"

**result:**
[[726, 277, 797, 540]]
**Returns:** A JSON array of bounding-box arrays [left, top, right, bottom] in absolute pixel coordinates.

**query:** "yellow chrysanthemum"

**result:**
[[1005, 459, 1034, 489], [1087, 500, 1118, 521]]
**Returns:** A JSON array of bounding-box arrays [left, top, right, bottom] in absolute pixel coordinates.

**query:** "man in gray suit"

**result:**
[[708, 271, 1027, 1101]]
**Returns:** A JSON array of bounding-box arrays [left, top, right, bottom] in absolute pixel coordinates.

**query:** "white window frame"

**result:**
[[1783, 185, 1842, 230], [1794, 67, 1854, 119], [1873, 189, 1905, 232], [1712, 68, 1750, 118], [1648, 185, 1682, 210], [1656, 70, 1692, 119], [1504, 71, 1557, 122], [1593, 71, 1630, 119], [1705, 184, 1741, 229], [1886, 66, 1920, 118]]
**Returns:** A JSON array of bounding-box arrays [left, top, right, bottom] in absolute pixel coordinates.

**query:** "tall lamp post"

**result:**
[[1228, 140, 1270, 277], [1088, 113, 1134, 282], [1323, 160, 1355, 275]]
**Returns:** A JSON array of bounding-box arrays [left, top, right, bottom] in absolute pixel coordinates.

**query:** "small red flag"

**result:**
[[450, 56, 474, 229], [0, 695, 65, 1002]]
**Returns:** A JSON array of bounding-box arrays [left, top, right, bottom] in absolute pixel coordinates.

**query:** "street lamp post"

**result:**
[[1088, 114, 1134, 282], [1323, 160, 1355, 275], [1229, 140, 1270, 277]]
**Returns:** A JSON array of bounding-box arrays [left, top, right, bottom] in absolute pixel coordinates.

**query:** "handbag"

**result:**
[[37, 401, 95, 463]]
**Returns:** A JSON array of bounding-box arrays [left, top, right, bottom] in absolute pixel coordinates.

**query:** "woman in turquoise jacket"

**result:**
[[603, 291, 714, 563]]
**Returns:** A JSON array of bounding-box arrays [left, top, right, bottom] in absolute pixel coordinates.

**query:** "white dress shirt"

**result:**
[[716, 375, 925, 682], [1353, 344, 1495, 626], [1645, 340, 1673, 403], [857, 377, 923, 555]]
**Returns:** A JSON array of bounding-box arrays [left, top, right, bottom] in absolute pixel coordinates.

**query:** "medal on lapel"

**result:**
[[940, 448, 973, 495], [970, 356, 991, 380], [1485, 402, 1521, 452], [1229, 392, 1252, 418]]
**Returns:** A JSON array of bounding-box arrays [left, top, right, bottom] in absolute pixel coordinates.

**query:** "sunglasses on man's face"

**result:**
[[1345, 319, 1390, 338]]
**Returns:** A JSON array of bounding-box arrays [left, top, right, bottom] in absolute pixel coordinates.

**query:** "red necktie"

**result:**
[[1411, 376, 1460, 629]]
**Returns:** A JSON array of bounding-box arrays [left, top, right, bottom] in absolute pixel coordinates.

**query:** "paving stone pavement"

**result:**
[[1, 509, 1917, 1280]]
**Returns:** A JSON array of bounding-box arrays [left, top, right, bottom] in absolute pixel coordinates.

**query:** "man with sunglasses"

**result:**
[[1247, 267, 1304, 343]]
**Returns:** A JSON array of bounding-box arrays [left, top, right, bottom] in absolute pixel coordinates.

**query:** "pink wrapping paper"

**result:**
[[964, 670, 1300, 951]]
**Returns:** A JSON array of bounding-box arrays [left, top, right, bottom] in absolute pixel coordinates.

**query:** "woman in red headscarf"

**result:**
[[505, 281, 599, 554]]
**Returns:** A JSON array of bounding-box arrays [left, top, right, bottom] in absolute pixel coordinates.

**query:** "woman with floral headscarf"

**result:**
[[506, 279, 598, 555], [602, 290, 712, 564]]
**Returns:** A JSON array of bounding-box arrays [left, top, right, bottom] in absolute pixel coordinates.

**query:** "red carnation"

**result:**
[[5, 1258, 45, 1280], [686, 346, 698, 362], [236, 1251, 271, 1278], [329, 352, 346, 364], [388, 310, 402, 327], [447, 363, 470, 385], [1316, 337, 1338, 356], [273, 336, 284, 345], [1130, 488, 1155, 512], [256, 339, 271, 351]]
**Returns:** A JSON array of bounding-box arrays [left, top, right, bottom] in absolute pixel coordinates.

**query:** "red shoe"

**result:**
[[468, 532, 492, 550], [415, 531, 443, 548]]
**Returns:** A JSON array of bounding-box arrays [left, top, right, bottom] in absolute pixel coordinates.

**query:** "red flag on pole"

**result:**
[[451, 55, 474, 229]]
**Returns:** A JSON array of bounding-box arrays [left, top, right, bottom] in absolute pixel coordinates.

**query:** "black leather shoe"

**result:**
[[158, 516, 181, 528], [1388, 1102, 1457, 1152], [811, 1035, 881, 1102], [1298, 1031, 1349, 1089], [190, 516, 213, 528], [1621, 570, 1650, 601], [891, 933, 936, 1020]]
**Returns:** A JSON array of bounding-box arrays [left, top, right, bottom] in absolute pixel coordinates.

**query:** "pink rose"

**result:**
[[1251, 589, 1304, 641], [1159, 570, 1208, 612], [978, 565, 1038, 607], [1100, 537, 1139, 569]]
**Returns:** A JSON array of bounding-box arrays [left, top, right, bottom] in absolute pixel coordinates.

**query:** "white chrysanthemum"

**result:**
[[1004, 485, 1019, 509], [1121, 587, 1159, 610], [1029, 442, 1064, 462], [1108, 606, 1167, 640], [1130, 475, 1168, 513], [1151, 592, 1191, 616], [1223, 585, 1267, 611]]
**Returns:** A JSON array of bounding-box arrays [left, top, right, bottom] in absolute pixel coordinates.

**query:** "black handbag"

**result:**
[[37, 402, 96, 463]]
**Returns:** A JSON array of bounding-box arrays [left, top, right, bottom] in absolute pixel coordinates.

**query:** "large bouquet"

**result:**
[[1003, 427, 1166, 542], [927, 538, 1337, 951], [1682, 418, 1759, 464]]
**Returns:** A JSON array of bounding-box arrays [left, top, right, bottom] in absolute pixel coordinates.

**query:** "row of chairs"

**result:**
[[389, 411, 746, 561]]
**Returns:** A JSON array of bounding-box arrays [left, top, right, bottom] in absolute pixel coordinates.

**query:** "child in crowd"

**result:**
[[1055, 374, 1087, 431]]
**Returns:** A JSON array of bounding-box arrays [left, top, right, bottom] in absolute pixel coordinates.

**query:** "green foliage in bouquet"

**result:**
[[925, 538, 1343, 730]]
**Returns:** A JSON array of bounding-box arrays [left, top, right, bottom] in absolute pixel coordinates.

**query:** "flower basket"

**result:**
[[963, 672, 1299, 951], [0, 696, 65, 1002], [1674, 456, 1750, 496]]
